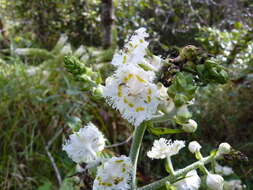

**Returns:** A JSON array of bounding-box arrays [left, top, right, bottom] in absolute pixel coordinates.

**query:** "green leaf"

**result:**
[[67, 116, 82, 132], [38, 182, 52, 190]]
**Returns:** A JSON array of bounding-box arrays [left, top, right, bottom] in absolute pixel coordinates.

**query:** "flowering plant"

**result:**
[[63, 28, 246, 190]]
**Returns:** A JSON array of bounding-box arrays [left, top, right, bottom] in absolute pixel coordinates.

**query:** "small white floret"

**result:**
[[93, 155, 132, 190], [173, 170, 201, 190], [147, 138, 185, 159], [63, 122, 106, 163], [206, 173, 224, 190]]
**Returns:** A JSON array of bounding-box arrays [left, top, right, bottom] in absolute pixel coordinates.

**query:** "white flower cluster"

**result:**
[[63, 122, 106, 163], [103, 27, 165, 126], [93, 155, 132, 190], [147, 138, 185, 159]]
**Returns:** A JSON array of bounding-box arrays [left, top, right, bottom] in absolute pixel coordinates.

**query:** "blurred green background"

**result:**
[[0, 0, 252, 189]]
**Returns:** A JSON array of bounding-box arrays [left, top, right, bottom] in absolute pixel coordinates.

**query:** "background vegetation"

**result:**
[[0, 0, 252, 189]]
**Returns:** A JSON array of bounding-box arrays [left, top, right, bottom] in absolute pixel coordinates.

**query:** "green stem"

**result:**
[[129, 122, 147, 190], [138, 155, 215, 190], [166, 157, 175, 176], [151, 108, 177, 123]]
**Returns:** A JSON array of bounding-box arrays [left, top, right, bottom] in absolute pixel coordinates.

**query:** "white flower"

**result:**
[[188, 141, 202, 154], [182, 119, 198, 133], [224, 179, 246, 190], [93, 155, 132, 190], [206, 173, 224, 190], [149, 55, 163, 71], [174, 170, 201, 190], [215, 163, 234, 176], [214, 163, 224, 174], [147, 138, 185, 159], [111, 28, 148, 67], [111, 28, 163, 71], [222, 166, 234, 176], [63, 122, 106, 163], [103, 64, 160, 126]]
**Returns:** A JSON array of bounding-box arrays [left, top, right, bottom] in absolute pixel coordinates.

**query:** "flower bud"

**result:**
[[92, 85, 104, 99], [218, 143, 231, 155], [188, 141, 202, 154], [206, 173, 224, 190], [182, 119, 198, 133]]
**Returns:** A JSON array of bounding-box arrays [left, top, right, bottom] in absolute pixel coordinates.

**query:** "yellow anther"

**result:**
[[146, 95, 151, 103], [148, 88, 152, 95], [123, 55, 127, 64], [135, 75, 145, 83], [135, 107, 145, 112], [128, 103, 134, 107], [118, 85, 122, 97]]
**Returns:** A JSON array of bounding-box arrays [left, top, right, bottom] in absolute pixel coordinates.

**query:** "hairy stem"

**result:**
[[129, 123, 147, 190], [138, 155, 214, 190]]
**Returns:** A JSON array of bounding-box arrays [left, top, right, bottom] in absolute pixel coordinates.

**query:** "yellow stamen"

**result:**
[[128, 103, 134, 107], [118, 85, 122, 97], [148, 88, 152, 95], [146, 95, 151, 103], [135, 107, 145, 112], [123, 73, 133, 82], [135, 75, 145, 83]]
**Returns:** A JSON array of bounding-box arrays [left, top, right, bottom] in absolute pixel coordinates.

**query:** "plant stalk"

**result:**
[[166, 157, 175, 175], [129, 122, 147, 190], [138, 155, 215, 190]]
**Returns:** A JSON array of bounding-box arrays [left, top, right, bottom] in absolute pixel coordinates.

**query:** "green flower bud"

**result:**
[[92, 85, 104, 99], [182, 119, 198, 133]]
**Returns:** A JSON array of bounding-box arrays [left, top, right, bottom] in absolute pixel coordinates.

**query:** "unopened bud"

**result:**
[[182, 119, 198, 133], [188, 141, 202, 154], [92, 85, 104, 99], [218, 143, 231, 155], [206, 173, 224, 190]]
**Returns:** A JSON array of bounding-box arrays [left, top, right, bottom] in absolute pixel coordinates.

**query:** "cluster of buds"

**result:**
[[64, 56, 102, 95]]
